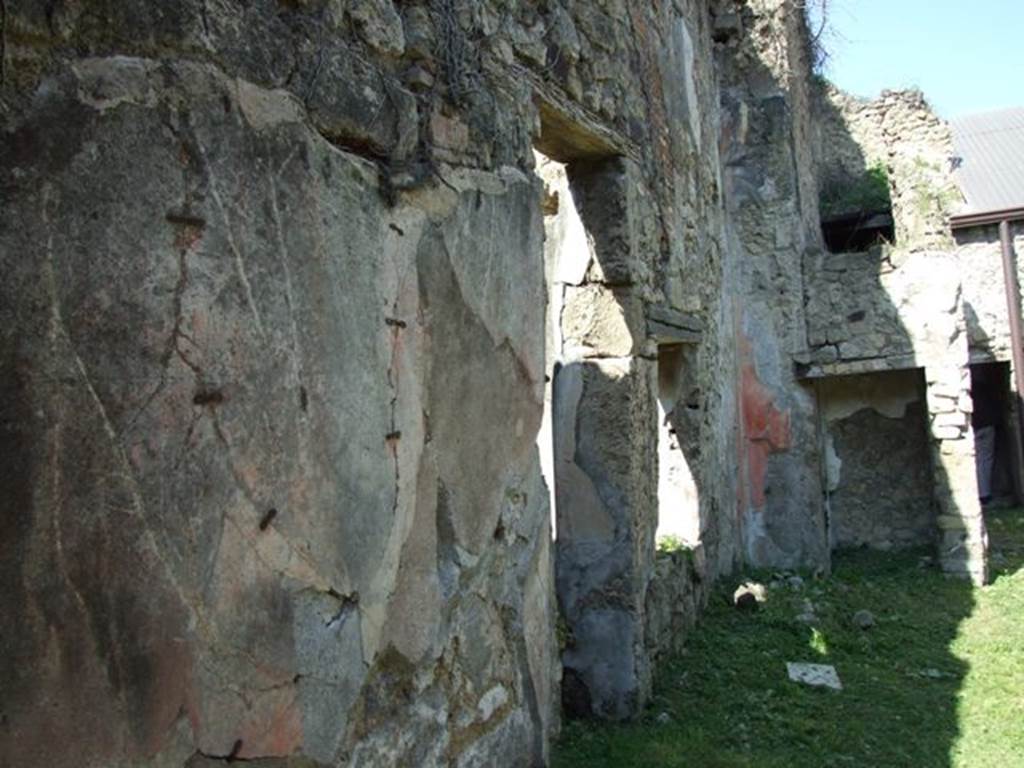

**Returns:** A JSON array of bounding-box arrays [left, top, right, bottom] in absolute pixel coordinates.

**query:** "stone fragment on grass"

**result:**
[[795, 599, 817, 624], [852, 609, 876, 629], [733, 581, 767, 611], [734, 590, 759, 612], [786, 662, 843, 691]]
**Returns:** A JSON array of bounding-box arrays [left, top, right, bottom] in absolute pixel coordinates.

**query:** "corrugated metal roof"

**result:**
[[951, 106, 1024, 215]]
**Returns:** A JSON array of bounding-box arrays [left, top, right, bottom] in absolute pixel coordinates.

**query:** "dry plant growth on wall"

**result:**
[[799, 0, 832, 71]]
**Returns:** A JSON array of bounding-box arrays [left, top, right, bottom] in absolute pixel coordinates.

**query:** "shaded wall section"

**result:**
[[818, 370, 934, 550], [806, 75, 992, 582], [715, 0, 829, 570], [955, 222, 1024, 364]]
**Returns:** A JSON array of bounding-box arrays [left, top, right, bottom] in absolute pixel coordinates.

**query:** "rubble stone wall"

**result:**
[[0, 0, 781, 762], [816, 87, 959, 249], [810, 89, 1024, 371], [818, 371, 935, 550], [806, 83, 990, 583], [715, 0, 829, 570], [644, 547, 710, 664], [955, 223, 1024, 363]]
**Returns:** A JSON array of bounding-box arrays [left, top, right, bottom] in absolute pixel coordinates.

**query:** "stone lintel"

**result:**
[[647, 306, 703, 345], [522, 67, 638, 163], [648, 320, 702, 345], [647, 305, 704, 331], [794, 352, 920, 380]]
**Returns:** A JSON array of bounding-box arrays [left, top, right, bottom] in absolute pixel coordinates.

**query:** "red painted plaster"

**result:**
[[737, 331, 791, 508]]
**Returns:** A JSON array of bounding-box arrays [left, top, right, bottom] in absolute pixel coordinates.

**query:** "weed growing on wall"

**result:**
[[820, 162, 893, 218]]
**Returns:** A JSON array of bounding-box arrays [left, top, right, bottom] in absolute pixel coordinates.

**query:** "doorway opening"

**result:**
[[656, 344, 701, 550], [534, 149, 590, 532], [969, 361, 1020, 507], [532, 126, 659, 718]]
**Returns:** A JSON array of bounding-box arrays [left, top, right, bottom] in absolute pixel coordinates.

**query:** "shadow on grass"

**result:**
[[985, 505, 1024, 579], [552, 544, 986, 768]]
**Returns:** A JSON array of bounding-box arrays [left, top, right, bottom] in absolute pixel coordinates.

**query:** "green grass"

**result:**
[[553, 507, 1024, 768], [656, 534, 691, 556]]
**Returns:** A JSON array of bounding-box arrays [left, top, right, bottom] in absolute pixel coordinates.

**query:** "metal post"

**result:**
[[999, 220, 1024, 502]]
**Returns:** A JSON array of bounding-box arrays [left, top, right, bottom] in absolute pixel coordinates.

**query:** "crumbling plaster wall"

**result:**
[[714, 0, 829, 570], [0, 0, 762, 761], [955, 222, 1024, 363], [816, 87, 959, 249], [806, 85, 988, 582], [1, 54, 557, 767], [818, 371, 934, 551]]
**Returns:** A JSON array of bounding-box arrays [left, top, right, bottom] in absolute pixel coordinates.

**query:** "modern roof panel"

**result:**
[[951, 106, 1024, 215]]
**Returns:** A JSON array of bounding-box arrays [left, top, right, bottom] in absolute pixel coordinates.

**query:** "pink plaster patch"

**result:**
[[738, 332, 791, 507]]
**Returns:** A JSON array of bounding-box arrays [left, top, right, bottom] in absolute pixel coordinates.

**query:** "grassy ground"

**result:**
[[552, 507, 1024, 768]]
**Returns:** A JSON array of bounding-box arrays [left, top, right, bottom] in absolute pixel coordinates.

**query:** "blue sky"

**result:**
[[819, 0, 1024, 118]]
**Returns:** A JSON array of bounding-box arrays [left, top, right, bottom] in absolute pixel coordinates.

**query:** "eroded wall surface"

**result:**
[[0, 3, 561, 765], [819, 371, 934, 550], [955, 223, 1024, 363], [714, 0, 829, 570], [808, 85, 989, 582], [0, 0, 775, 761], [0, 54, 560, 765]]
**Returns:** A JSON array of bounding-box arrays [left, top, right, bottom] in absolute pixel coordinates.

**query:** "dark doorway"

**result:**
[[969, 361, 1020, 506], [821, 210, 894, 253]]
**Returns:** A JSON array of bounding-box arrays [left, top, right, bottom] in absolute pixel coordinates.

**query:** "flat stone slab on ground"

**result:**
[[786, 662, 843, 691]]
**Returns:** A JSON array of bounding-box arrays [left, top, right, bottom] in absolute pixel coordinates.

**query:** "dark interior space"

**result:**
[[821, 210, 895, 253], [969, 361, 1018, 504]]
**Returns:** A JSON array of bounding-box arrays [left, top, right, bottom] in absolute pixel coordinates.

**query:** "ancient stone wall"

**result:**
[[955, 223, 1024, 363], [801, 247, 962, 373], [817, 370, 934, 550], [714, 0, 829, 570], [810, 90, 1024, 371], [816, 87, 959, 249], [805, 82, 989, 583], [536, 0, 738, 715], [805, 88, 965, 373], [644, 546, 709, 664], [1, 51, 558, 765], [5, 0, 957, 758], [0, 0, 770, 761]]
